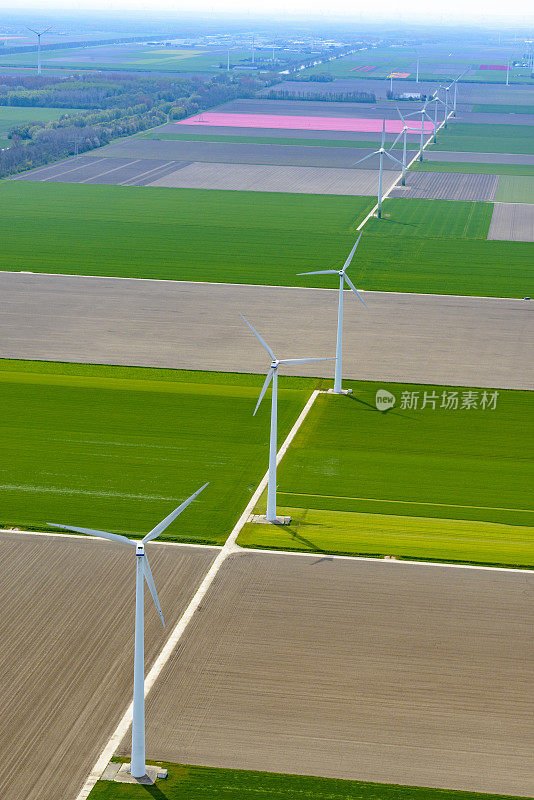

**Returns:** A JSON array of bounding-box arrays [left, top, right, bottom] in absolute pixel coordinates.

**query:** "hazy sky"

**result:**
[[1, 0, 533, 26]]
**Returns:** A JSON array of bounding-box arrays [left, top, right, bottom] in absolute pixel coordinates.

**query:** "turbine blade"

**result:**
[[353, 151, 377, 166], [46, 523, 133, 546], [384, 150, 403, 167], [389, 129, 404, 149], [278, 357, 336, 366], [297, 269, 338, 276], [143, 555, 164, 627], [253, 368, 274, 416], [344, 274, 368, 308], [342, 233, 363, 273], [239, 313, 275, 360], [381, 118, 386, 148], [142, 483, 209, 543], [396, 105, 406, 124]]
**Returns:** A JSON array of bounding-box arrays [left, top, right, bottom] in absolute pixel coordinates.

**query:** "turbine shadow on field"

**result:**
[[345, 393, 418, 421], [139, 783, 168, 798], [289, 521, 329, 554]]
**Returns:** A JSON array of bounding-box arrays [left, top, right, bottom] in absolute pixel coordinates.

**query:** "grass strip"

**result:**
[[88, 760, 531, 799], [412, 161, 534, 177], [139, 130, 405, 149]]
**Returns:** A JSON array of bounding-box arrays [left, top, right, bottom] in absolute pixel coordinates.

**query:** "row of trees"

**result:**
[[262, 89, 376, 103], [0, 72, 264, 178]]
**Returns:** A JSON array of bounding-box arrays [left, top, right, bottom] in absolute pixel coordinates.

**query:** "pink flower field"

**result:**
[[176, 112, 434, 134]]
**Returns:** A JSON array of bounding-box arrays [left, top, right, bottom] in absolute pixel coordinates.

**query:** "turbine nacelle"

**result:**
[[136, 543, 145, 556]]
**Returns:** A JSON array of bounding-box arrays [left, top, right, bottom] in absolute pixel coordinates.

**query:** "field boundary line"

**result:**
[[3, 271, 526, 302], [73, 388, 320, 800], [238, 546, 534, 574], [0, 528, 222, 549], [279, 492, 534, 515]]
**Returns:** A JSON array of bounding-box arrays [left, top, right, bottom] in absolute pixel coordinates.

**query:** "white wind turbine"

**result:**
[[240, 313, 334, 523], [27, 25, 52, 75], [48, 482, 208, 779], [404, 100, 434, 162], [388, 107, 420, 185], [298, 235, 367, 394], [353, 119, 403, 218]]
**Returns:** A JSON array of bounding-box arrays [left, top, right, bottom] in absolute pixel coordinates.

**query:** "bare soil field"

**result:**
[[10, 155, 190, 186], [147, 161, 394, 194], [488, 202, 534, 242], [215, 97, 413, 118], [127, 550, 534, 796], [0, 531, 217, 800], [391, 171, 499, 201], [2, 272, 532, 389], [94, 137, 404, 170]]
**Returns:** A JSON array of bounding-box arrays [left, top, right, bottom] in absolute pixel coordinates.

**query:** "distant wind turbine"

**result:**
[[403, 101, 434, 162], [240, 314, 334, 522], [48, 482, 208, 779], [298, 234, 368, 394], [388, 107, 420, 185], [27, 25, 52, 75], [353, 119, 403, 218]]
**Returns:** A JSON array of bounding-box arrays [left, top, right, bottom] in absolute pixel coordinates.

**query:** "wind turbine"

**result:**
[[240, 313, 334, 523], [353, 119, 403, 218], [27, 26, 52, 75], [48, 482, 208, 779], [297, 235, 367, 394], [388, 107, 420, 185], [404, 101, 434, 162]]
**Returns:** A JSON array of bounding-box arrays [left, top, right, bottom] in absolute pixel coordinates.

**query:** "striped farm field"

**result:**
[[0, 359, 317, 542], [496, 175, 534, 203], [238, 380, 534, 567]]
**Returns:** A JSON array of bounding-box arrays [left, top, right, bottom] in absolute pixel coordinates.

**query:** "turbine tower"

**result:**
[[353, 119, 403, 218], [240, 314, 334, 523], [298, 234, 368, 394], [27, 26, 52, 75], [389, 107, 420, 185], [404, 101, 434, 162], [48, 482, 208, 779]]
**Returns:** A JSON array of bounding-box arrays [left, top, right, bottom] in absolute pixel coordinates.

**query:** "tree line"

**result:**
[[0, 72, 264, 178]]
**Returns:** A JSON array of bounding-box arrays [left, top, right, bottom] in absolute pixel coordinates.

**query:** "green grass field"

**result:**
[[87, 761, 530, 800], [412, 160, 534, 177], [1, 184, 530, 297], [238, 381, 534, 567], [341, 197, 531, 298], [428, 123, 534, 154], [496, 175, 534, 203], [0, 105, 78, 136], [472, 104, 534, 115], [139, 130, 405, 149], [0, 360, 318, 542], [0, 46, 278, 74], [0, 182, 372, 284]]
